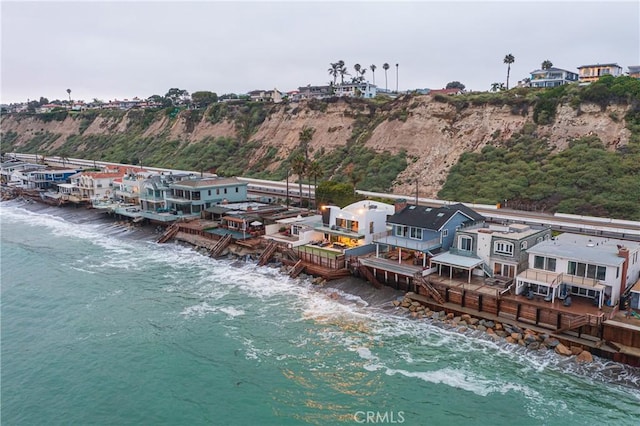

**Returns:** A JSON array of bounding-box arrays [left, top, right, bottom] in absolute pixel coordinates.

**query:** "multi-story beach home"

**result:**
[[166, 177, 248, 216], [515, 233, 640, 308], [374, 201, 485, 268], [529, 67, 579, 88], [628, 65, 640, 79], [434, 223, 552, 281], [65, 168, 125, 203], [0, 159, 43, 185], [112, 168, 152, 204], [314, 201, 395, 250], [577, 63, 623, 84]]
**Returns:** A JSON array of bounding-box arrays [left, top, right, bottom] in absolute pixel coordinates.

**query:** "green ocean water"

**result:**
[[1, 201, 639, 426]]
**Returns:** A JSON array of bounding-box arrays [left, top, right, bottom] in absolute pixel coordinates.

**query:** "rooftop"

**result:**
[[461, 222, 548, 240], [527, 233, 639, 266]]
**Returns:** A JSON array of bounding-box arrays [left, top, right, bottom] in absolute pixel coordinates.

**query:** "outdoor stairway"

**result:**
[[289, 260, 306, 278], [209, 234, 232, 258], [258, 241, 278, 266], [157, 223, 180, 244], [482, 263, 494, 278], [282, 247, 300, 262], [555, 314, 590, 333], [358, 263, 383, 289], [413, 273, 445, 304]]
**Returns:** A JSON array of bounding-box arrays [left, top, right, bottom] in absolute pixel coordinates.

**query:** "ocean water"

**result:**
[[1, 201, 639, 426]]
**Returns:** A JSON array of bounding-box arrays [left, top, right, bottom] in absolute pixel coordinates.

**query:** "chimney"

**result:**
[[395, 198, 408, 213], [618, 247, 629, 297]]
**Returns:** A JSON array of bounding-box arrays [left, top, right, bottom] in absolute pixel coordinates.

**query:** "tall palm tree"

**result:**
[[503, 54, 515, 90], [383, 63, 390, 92], [337, 60, 349, 84], [307, 161, 323, 211], [395, 63, 399, 93], [328, 62, 338, 85], [490, 82, 502, 92], [291, 155, 307, 207], [66, 88, 72, 103], [370, 64, 377, 85], [541, 60, 553, 70], [354, 63, 361, 80], [298, 125, 315, 161]]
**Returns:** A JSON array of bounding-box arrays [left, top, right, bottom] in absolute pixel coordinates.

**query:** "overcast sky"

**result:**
[[1, 1, 639, 104]]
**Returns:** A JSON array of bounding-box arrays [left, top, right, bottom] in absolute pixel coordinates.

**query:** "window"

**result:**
[[547, 258, 556, 272], [208, 190, 211, 196], [534, 256, 545, 269], [396, 225, 408, 237], [216, 189, 220, 195], [494, 241, 514, 256], [459, 236, 473, 251], [235, 187, 239, 193], [369, 221, 374, 234], [410, 227, 422, 240], [443, 229, 448, 238], [521, 241, 528, 250], [567, 261, 607, 281], [224, 188, 227, 194]]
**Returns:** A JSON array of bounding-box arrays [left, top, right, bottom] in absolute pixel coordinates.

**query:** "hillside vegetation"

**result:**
[[1, 75, 639, 219]]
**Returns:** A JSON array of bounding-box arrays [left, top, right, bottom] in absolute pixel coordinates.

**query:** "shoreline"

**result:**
[[4, 198, 640, 377]]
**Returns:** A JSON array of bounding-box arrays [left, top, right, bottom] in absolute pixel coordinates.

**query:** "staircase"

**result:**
[[289, 260, 306, 278], [358, 264, 383, 289], [482, 263, 494, 278], [413, 273, 445, 304], [157, 223, 180, 244], [282, 247, 300, 262], [258, 241, 279, 266], [556, 314, 589, 333], [209, 234, 232, 258]]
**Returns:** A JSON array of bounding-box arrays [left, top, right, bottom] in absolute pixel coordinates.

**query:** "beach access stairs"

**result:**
[[413, 272, 445, 304], [289, 260, 306, 278], [357, 262, 383, 289], [209, 234, 232, 258], [258, 241, 279, 266], [157, 223, 180, 244]]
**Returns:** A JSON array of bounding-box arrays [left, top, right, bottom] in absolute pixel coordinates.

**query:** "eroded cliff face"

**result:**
[[1, 95, 630, 197]]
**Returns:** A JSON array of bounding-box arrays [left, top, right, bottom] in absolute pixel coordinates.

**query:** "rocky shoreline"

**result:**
[[394, 293, 596, 363]]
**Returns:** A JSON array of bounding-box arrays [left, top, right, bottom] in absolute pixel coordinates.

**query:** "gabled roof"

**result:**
[[530, 67, 575, 74], [387, 203, 484, 230]]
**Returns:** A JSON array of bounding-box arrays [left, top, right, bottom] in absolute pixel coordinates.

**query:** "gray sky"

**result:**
[[1, 0, 639, 104]]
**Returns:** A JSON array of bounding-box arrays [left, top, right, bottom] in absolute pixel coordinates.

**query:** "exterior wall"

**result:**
[[440, 213, 474, 250]]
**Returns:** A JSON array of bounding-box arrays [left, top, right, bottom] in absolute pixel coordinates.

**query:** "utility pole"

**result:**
[[396, 63, 399, 93], [286, 169, 290, 210], [415, 178, 418, 205]]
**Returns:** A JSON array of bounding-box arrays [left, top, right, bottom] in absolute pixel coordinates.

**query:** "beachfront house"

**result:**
[[314, 200, 396, 253], [66, 168, 125, 203], [429, 223, 552, 284], [373, 201, 485, 267], [577, 63, 623, 84], [515, 233, 640, 308], [529, 67, 579, 88], [166, 177, 248, 217]]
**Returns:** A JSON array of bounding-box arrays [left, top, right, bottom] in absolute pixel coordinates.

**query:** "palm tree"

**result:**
[[503, 54, 515, 90], [383, 63, 390, 91], [307, 161, 323, 210], [298, 125, 315, 161], [66, 88, 72, 103], [291, 155, 307, 207], [337, 60, 349, 84], [395, 63, 399, 93], [328, 62, 338, 85], [541, 60, 553, 70], [490, 82, 505, 92], [354, 63, 361, 80], [370, 64, 377, 85]]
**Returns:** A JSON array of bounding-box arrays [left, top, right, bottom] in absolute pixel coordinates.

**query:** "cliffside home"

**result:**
[[333, 82, 377, 98], [577, 63, 623, 84], [529, 67, 579, 88], [515, 233, 640, 308], [374, 201, 485, 268], [297, 85, 332, 100], [628, 66, 640, 79]]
